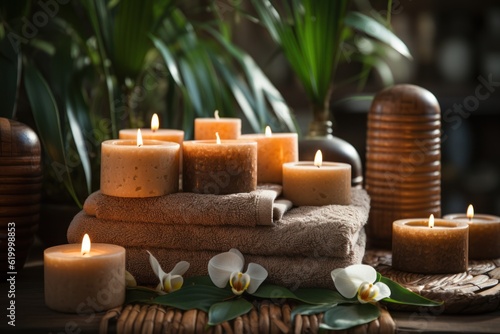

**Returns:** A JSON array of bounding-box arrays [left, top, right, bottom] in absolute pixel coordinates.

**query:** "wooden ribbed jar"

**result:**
[[365, 85, 441, 248], [0, 118, 42, 275]]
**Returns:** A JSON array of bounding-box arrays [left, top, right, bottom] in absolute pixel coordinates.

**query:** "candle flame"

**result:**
[[151, 113, 159, 132], [314, 150, 322, 168], [214, 110, 220, 120], [216, 132, 221, 144], [265, 126, 272, 137], [137, 129, 143, 147], [81, 234, 91, 255], [467, 204, 474, 221], [428, 214, 434, 228]]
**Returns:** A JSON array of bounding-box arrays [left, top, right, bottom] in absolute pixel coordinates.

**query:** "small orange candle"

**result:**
[[182, 133, 256, 194], [282, 150, 351, 206], [240, 126, 298, 184], [119, 113, 184, 145], [392, 215, 469, 274], [443, 205, 500, 260], [194, 110, 241, 140], [44, 234, 126, 313]]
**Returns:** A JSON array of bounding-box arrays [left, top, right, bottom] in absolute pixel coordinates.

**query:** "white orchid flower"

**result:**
[[208, 248, 268, 295], [147, 250, 190, 294], [331, 264, 390, 304]]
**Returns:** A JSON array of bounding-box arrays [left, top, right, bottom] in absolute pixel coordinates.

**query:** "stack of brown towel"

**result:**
[[67, 186, 370, 289]]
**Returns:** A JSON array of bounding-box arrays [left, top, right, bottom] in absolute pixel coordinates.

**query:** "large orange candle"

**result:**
[[44, 234, 126, 313], [392, 215, 469, 274], [443, 205, 500, 260], [194, 111, 241, 140], [282, 150, 351, 206], [240, 126, 298, 184], [101, 130, 179, 197]]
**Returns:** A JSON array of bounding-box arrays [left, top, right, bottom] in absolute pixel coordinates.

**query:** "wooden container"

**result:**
[[0, 118, 42, 275], [365, 85, 441, 248]]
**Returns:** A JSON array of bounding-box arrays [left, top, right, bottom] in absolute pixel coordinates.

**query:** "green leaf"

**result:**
[[184, 275, 218, 287], [293, 288, 348, 305], [23, 59, 81, 207], [321, 303, 380, 331], [125, 286, 159, 304], [208, 299, 254, 325], [153, 285, 233, 312], [344, 11, 412, 59], [250, 284, 298, 300], [0, 36, 20, 119], [378, 274, 443, 306], [291, 303, 337, 319]]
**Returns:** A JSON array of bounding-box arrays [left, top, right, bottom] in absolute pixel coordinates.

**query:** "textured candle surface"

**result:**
[[282, 162, 351, 206], [182, 140, 256, 194], [44, 243, 126, 313], [101, 140, 179, 197], [194, 118, 241, 140], [240, 133, 298, 184], [392, 219, 468, 274], [443, 213, 500, 260]]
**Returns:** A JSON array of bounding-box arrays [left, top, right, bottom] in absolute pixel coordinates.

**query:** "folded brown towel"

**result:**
[[84, 184, 291, 227], [125, 229, 366, 289], [68, 189, 370, 258]]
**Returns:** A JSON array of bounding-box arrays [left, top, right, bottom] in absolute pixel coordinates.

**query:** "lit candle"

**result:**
[[392, 215, 469, 274], [119, 113, 184, 145], [240, 126, 298, 184], [44, 234, 126, 313], [194, 110, 241, 140], [282, 150, 351, 206], [101, 129, 180, 197], [182, 133, 257, 194], [443, 205, 500, 260]]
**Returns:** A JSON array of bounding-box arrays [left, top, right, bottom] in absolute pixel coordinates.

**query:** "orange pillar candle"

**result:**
[[44, 234, 126, 313], [119, 114, 184, 145], [443, 205, 500, 260], [101, 130, 180, 197], [182, 135, 257, 194], [194, 110, 241, 140], [240, 126, 298, 184], [282, 150, 351, 206], [392, 215, 469, 274]]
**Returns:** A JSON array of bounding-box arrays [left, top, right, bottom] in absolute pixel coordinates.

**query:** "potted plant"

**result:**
[[0, 0, 297, 245], [251, 0, 412, 186]]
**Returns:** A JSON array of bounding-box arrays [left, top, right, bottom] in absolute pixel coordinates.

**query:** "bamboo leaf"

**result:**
[[208, 299, 253, 325], [23, 60, 81, 207], [344, 11, 412, 59]]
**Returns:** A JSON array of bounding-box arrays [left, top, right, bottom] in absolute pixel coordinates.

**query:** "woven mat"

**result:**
[[99, 300, 395, 334], [363, 250, 500, 314]]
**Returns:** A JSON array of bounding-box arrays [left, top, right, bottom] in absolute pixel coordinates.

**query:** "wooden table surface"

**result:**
[[1, 243, 500, 334]]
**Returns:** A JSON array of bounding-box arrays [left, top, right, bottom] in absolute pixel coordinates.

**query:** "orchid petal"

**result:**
[[147, 250, 167, 282], [125, 270, 137, 287], [165, 275, 184, 293], [170, 261, 190, 276], [208, 251, 244, 288], [331, 268, 361, 298], [374, 282, 391, 301], [229, 248, 245, 264], [245, 263, 268, 294], [343, 264, 377, 284]]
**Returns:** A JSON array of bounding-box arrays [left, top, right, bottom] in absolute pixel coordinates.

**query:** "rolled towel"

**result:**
[[68, 189, 370, 258], [125, 229, 366, 289], [84, 184, 291, 227]]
